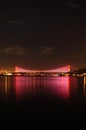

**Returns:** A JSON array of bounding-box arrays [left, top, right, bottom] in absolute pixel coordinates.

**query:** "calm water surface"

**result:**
[[0, 76, 82, 100], [0, 76, 86, 128]]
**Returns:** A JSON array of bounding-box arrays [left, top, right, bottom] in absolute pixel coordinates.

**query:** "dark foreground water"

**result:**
[[0, 76, 86, 129]]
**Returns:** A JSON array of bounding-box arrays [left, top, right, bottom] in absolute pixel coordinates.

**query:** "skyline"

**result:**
[[0, 1, 86, 69]]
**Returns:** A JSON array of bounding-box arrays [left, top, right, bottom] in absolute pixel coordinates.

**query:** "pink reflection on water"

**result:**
[[40, 76, 70, 100], [15, 76, 78, 101], [54, 76, 70, 99], [46, 76, 78, 100], [15, 77, 41, 99], [15, 76, 28, 99]]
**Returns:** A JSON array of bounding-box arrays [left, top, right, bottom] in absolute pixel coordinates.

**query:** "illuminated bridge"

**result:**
[[6, 65, 77, 76], [0, 65, 78, 76], [13, 65, 77, 73]]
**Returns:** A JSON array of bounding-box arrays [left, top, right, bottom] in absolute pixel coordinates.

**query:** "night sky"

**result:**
[[0, 1, 86, 69]]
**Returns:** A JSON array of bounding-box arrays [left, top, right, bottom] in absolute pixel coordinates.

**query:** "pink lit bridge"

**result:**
[[5, 65, 78, 76], [15, 65, 77, 73]]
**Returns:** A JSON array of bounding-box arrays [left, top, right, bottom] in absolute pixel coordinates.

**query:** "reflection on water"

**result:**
[[15, 77, 42, 99], [15, 76, 78, 101], [0, 76, 86, 128], [15, 76, 29, 99], [83, 76, 86, 96], [0, 75, 84, 102], [0, 76, 14, 101]]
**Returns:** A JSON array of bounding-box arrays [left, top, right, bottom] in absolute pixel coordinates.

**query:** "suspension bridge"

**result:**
[[13, 65, 78, 73], [0, 65, 78, 76]]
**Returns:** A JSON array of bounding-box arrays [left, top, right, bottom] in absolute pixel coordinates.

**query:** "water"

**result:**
[[0, 75, 86, 128]]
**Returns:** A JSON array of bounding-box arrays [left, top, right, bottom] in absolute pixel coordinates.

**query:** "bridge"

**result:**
[[13, 65, 77, 73], [0, 65, 78, 76]]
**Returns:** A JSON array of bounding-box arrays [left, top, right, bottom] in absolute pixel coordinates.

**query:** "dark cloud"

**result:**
[[40, 47, 55, 55], [7, 20, 29, 27], [68, 2, 80, 8], [0, 45, 27, 55]]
